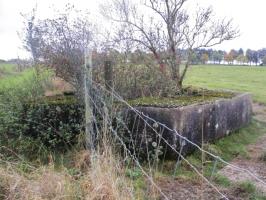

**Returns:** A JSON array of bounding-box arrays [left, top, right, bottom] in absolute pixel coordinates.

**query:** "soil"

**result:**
[[253, 103, 266, 123], [219, 103, 266, 194], [157, 177, 251, 200], [156, 103, 266, 200]]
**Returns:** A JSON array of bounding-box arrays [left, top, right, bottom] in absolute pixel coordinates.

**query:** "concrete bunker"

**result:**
[[125, 93, 252, 158]]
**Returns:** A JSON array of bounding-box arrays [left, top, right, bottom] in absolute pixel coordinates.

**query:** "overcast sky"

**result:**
[[0, 0, 265, 60]]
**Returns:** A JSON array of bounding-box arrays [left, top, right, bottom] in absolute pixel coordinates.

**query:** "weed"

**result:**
[[0, 146, 134, 200], [126, 168, 143, 180], [213, 174, 231, 187], [238, 181, 256, 194], [163, 120, 266, 182], [80, 147, 134, 200]]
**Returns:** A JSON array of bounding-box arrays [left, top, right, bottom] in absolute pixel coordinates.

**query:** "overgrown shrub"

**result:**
[[0, 98, 84, 158], [94, 63, 177, 99], [0, 68, 75, 159], [21, 97, 84, 149], [0, 146, 134, 200]]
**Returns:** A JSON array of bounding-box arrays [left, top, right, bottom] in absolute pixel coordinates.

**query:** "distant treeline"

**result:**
[[0, 58, 21, 64], [1, 48, 266, 67], [0, 58, 31, 65], [190, 48, 266, 66], [92, 48, 266, 67]]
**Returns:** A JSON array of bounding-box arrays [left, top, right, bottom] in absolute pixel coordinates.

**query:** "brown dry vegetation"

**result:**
[[0, 147, 133, 200], [0, 166, 75, 200], [44, 77, 74, 97]]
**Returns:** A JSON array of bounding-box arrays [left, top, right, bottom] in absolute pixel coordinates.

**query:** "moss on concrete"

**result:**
[[30, 95, 78, 106], [128, 88, 235, 108]]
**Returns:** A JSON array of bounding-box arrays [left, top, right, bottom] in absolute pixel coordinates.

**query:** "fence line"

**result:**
[[92, 80, 266, 187], [88, 84, 229, 200], [86, 91, 171, 200], [94, 82, 266, 185]]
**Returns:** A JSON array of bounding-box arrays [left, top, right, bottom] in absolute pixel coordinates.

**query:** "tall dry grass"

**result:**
[[0, 146, 134, 200], [0, 164, 77, 200], [79, 148, 134, 200]]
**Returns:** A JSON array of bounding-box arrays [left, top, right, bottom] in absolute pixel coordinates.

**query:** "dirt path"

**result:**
[[157, 178, 227, 200], [158, 103, 266, 199], [158, 176, 262, 200], [219, 103, 266, 194], [253, 103, 266, 123], [219, 135, 266, 193]]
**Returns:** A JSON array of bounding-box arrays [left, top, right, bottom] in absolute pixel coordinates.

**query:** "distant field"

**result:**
[[0, 63, 16, 75], [0, 63, 29, 90], [184, 65, 266, 104], [1, 63, 266, 104], [0, 63, 51, 93]]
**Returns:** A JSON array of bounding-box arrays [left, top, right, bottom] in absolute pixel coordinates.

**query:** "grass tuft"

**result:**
[[213, 174, 231, 187], [237, 181, 256, 194]]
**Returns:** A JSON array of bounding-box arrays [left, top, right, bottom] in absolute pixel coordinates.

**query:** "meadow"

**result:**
[[184, 65, 266, 104], [1, 63, 266, 199], [2, 63, 266, 104]]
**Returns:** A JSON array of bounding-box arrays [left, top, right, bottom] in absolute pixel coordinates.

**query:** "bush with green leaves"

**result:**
[[0, 68, 83, 159], [20, 97, 84, 150]]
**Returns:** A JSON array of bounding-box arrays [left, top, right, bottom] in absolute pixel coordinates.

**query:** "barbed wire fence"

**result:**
[[0, 51, 266, 199], [86, 87, 228, 199], [1, 52, 265, 199], [81, 51, 266, 199]]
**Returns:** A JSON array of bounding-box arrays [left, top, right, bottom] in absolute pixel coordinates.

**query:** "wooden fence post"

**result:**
[[84, 50, 94, 150], [104, 60, 113, 91]]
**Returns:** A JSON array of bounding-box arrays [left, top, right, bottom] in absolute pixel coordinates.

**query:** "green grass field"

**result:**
[[0, 63, 16, 75], [0, 63, 51, 86], [184, 65, 266, 104]]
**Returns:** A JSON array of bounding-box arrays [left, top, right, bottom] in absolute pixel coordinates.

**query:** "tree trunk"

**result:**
[[153, 52, 165, 73], [169, 59, 182, 92], [179, 49, 193, 93]]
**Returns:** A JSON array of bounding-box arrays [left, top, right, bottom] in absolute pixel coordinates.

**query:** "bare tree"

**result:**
[[21, 6, 43, 74], [23, 5, 95, 94], [103, 0, 239, 92]]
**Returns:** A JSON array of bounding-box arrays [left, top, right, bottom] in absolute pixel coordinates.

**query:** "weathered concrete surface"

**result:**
[[127, 93, 252, 157]]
